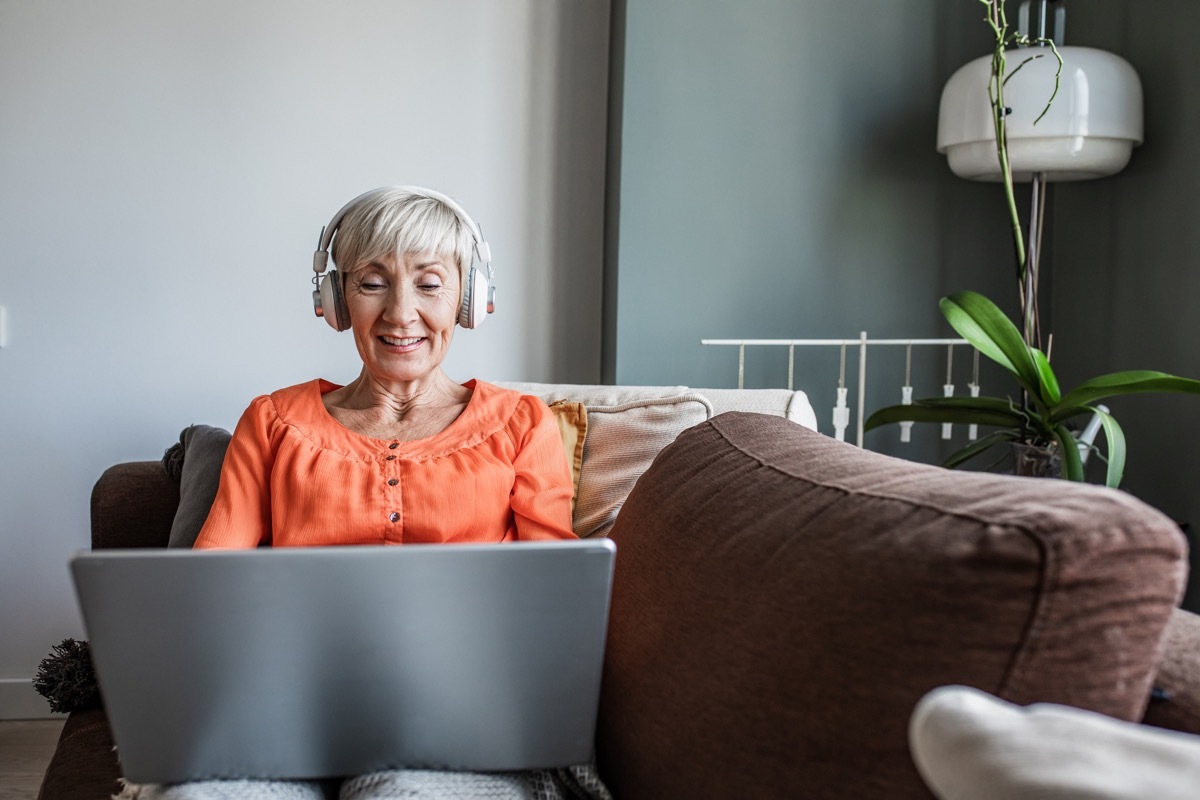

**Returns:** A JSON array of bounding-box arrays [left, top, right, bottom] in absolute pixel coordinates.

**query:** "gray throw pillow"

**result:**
[[165, 424, 231, 548]]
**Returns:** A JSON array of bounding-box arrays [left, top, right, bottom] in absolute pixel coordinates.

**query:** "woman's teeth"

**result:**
[[381, 336, 423, 346]]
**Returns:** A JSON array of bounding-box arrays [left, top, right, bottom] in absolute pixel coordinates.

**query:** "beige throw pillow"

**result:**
[[547, 400, 586, 512]]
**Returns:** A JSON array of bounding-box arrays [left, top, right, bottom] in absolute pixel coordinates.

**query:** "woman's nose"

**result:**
[[381, 285, 418, 324]]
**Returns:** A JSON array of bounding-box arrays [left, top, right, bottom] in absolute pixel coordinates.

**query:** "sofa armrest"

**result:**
[[91, 462, 178, 550], [598, 413, 1186, 800], [37, 707, 122, 800], [1143, 608, 1200, 735]]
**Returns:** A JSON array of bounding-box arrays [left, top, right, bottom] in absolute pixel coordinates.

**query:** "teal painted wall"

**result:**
[[607, 0, 1018, 459], [1056, 2, 1200, 607]]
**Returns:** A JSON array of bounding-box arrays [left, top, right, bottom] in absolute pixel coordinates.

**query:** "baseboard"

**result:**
[[0, 677, 61, 720]]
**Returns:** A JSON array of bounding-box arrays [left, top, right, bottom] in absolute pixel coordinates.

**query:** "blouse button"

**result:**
[[389, 512, 400, 523], [388, 479, 398, 486], [388, 442, 399, 450], [385, 455, 396, 461]]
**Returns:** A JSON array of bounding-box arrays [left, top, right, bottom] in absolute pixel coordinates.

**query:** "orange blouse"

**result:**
[[193, 379, 576, 548]]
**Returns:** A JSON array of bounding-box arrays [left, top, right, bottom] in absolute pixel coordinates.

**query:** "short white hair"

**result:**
[[330, 187, 475, 285]]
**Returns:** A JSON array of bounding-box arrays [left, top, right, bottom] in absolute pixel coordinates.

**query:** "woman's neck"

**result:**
[[322, 369, 473, 442]]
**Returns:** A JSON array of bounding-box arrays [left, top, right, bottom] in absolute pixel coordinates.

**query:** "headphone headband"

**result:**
[[312, 185, 492, 274]]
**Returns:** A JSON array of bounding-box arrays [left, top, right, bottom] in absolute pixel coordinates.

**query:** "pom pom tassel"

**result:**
[[33, 638, 101, 714]]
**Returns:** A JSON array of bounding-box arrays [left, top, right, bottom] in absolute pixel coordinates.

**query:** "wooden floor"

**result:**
[[0, 720, 63, 800]]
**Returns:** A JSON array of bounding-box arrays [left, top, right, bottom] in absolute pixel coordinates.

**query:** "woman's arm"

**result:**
[[509, 397, 577, 540], [193, 396, 277, 549]]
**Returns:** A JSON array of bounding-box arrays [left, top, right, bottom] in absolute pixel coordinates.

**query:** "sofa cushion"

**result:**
[[597, 412, 1188, 799], [164, 424, 232, 548], [1142, 608, 1200, 736], [698, 386, 818, 429]]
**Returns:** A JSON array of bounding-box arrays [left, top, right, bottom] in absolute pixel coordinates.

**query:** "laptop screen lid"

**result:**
[[70, 539, 615, 783]]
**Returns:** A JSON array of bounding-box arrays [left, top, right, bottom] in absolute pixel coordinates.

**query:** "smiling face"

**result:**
[[342, 250, 462, 390]]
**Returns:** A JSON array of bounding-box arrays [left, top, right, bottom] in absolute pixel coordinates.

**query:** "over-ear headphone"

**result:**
[[311, 186, 495, 331]]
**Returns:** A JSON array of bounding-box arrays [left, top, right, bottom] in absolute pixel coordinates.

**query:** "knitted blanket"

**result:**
[[115, 764, 611, 800]]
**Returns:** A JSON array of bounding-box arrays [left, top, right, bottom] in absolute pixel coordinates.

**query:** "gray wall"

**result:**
[[0, 0, 610, 718]]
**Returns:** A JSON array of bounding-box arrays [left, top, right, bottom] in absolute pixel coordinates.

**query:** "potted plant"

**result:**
[[865, 290, 1200, 487], [865, 1, 1200, 487]]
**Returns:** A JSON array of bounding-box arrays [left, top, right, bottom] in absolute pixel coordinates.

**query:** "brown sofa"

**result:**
[[39, 405, 1200, 799]]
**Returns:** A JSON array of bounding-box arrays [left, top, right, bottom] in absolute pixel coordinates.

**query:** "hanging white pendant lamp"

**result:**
[[937, 45, 1143, 182]]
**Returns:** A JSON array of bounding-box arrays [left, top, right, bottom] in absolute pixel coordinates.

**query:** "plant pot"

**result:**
[[1012, 442, 1062, 479]]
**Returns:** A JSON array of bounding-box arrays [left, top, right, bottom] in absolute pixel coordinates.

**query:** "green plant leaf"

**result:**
[[864, 396, 1025, 431], [1031, 348, 1061, 405], [1094, 408, 1126, 488], [940, 292, 1043, 400], [1054, 371, 1200, 417], [942, 429, 1020, 469], [1052, 423, 1085, 481]]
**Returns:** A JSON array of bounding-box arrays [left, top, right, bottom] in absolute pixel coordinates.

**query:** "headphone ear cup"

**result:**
[[319, 270, 351, 331], [458, 266, 473, 328], [459, 266, 489, 329]]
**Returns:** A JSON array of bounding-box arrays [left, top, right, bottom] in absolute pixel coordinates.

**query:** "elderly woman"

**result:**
[[194, 186, 576, 549], [171, 187, 605, 800]]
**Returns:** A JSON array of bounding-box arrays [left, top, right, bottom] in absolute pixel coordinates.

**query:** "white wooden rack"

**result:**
[[701, 334, 972, 448]]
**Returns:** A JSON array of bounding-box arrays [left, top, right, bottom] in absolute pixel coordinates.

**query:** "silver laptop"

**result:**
[[70, 540, 616, 784]]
